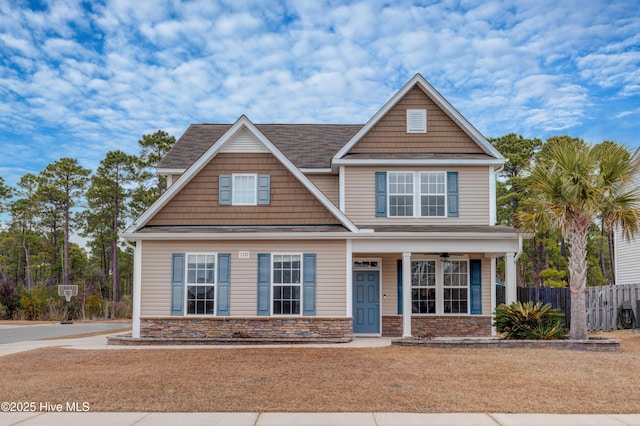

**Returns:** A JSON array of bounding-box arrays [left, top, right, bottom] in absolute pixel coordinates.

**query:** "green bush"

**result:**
[[494, 301, 568, 340]]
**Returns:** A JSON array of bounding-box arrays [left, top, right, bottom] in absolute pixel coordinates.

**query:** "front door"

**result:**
[[353, 271, 380, 334]]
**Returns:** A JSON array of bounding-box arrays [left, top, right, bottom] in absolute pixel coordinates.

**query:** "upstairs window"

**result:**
[[406, 109, 427, 133], [387, 171, 447, 217], [420, 172, 446, 217], [219, 174, 270, 206], [232, 174, 257, 205], [389, 172, 414, 217]]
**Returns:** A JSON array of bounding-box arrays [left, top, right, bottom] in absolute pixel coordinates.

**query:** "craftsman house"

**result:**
[[122, 74, 521, 342]]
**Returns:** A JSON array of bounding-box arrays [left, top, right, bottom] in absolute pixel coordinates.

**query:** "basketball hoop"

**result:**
[[58, 285, 78, 324]]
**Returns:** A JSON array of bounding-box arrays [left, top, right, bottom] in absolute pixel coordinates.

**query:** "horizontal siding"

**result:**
[[615, 229, 640, 285], [350, 87, 484, 154], [148, 153, 340, 226], [306, 174, 339, 207], [344, 166, 490, 226], [141, 240, 347, 317]]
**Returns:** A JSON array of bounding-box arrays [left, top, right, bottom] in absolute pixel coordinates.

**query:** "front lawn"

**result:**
[[2, 331, 639, 413]]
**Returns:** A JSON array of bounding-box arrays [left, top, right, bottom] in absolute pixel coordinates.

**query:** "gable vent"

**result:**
[[222, 128, 270, 153], [406, 109, 427, 133]]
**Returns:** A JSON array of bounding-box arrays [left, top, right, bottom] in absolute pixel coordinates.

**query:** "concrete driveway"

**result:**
[[0, 322, 130, 345]]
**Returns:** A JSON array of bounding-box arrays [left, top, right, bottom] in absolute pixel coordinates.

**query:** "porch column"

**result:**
[[402, 252, 412, 337], [505, 252, 517, 305], [132, 240, 142, 339], [346, 239, 353, 317], [491, 258, 497, 336]]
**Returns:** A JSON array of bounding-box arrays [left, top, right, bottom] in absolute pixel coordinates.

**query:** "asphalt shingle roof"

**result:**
[[157, 124, 364, 170]]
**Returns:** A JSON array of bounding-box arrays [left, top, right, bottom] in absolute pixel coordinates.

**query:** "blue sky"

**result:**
[[1, 0, 639, 190]]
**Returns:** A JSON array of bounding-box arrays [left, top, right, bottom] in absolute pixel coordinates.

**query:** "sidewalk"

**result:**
[[2, 412, 640, 426]]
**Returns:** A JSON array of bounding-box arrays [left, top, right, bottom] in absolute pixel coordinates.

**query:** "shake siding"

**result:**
[[306, 174, 339, 207], [349, 87, 484, 154], [345, 166, 490, 225], [140, 240, 347, 317], [147, 153, 340, 226]]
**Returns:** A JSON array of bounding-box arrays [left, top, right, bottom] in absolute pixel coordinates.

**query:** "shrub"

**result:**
[[494, 301, 568, 340], [86, 294, 105, 319]]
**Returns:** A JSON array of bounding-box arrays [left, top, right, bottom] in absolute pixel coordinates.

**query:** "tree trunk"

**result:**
[[608, 229, 616, 285], [599, 226, 607, 284], [111, 200, 120, 302], [567, 215, 590, 340], [63, 198, 70, 286]]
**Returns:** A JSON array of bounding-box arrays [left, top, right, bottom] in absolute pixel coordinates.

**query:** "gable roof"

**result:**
[[157, 124, 363, 172], [332, 73, 505, 164], [126, 116, 359, 234]]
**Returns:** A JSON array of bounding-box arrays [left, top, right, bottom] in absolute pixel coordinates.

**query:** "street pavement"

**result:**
[[0, 322, 129, 345]]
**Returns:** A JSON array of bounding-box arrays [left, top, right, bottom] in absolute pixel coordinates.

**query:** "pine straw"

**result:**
[[2, 332, 640, 413]]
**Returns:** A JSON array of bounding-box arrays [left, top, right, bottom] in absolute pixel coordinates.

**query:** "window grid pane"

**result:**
[[420, 172, 446, 217], [411, 261, 436, 314], [186, 285, 215, 315], [186, 254, 216, 315], [443, 260, 469, 314], [272, 255, 302, 315], [389, 173, 414, 217]]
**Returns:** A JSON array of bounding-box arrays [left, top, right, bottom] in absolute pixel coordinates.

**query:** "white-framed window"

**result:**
[[232, 174, 257, 205], [389, 172, 414, 217], [185, 253, 216, 315], [272, 253, 302, 315], [388, 171, 447, 217], [443, 260, 468, 314], [411, 260, 436, 314], [411, 258, 469, 315], [420, 172, 446, 217], [407, 109, 427, 133]]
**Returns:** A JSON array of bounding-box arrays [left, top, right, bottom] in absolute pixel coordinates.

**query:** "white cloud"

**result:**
[[0, 0, 639, 190]]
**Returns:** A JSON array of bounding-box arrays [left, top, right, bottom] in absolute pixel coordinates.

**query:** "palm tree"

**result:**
[[517, 140, 640, 339]]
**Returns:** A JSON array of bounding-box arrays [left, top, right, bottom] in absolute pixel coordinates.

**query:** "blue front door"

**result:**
[[353, 271, 380, 333]]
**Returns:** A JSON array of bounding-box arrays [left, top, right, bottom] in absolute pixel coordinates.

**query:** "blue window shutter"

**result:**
[[219, 175, 232, 205], [257, 253, 271, 316], [447, 171, 459, 217], [257, 174, 270, 205], [217, 254, 231, 316], [171, 253, 185, 315], [397, 259, 403, 315], [375, 172, 387, 217], [470, 259, 482, 314], [303, 253, 317, 316]]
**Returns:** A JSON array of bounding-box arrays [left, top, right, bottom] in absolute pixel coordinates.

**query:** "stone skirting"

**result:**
[[382, 315, 492, 337], [392, 337, 621, 352], [135, 316, 353, 342]]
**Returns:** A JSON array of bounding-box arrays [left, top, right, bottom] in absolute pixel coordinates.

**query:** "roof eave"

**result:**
[[332, 158, 506, 167]]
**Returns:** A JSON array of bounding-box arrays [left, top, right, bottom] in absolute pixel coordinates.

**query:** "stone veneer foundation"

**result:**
[[382, 315, 492, 337], [138, 317, 353, 341]]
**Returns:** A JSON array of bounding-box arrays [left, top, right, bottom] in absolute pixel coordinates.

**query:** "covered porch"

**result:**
[[346, 226, 521, 337]]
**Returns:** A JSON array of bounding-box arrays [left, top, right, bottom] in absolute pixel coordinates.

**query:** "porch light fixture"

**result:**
[[440, 252, 450, 259]]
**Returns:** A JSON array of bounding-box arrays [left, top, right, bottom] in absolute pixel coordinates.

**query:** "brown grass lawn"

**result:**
[[2, 332, 640, 413]]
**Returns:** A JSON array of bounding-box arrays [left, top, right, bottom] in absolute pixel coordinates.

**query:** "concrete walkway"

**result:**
[[2, 412, 640, 426]]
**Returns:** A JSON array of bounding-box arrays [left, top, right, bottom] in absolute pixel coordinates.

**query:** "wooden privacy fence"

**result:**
[[586, 284, 640, 331], [517, 287, 571, 329], [516, 284, 640, 332]]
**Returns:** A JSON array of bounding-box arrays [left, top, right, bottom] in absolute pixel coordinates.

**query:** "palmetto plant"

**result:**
[[494, 301, 567, 340], [516, 141, 640, 339]]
